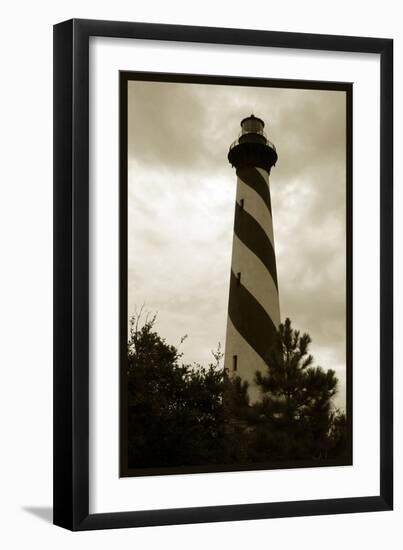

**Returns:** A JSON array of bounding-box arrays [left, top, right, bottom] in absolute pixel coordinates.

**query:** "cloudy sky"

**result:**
[[127, 79, 347, 410]]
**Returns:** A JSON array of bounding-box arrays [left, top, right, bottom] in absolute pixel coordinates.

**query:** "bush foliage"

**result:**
[[126, 312, 348, 470]]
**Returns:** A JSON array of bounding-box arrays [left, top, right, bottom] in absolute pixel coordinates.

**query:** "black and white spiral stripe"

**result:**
[[225, 165, 280, 402]]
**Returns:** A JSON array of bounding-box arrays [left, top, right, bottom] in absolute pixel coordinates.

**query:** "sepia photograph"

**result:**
[[52, 17, 393, 531], [119, 73, 352, 477]]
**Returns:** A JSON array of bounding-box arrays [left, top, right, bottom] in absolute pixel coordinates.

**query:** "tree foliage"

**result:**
[[253, 318, 344, 460], [126, 311, 227, 468], [126, 312, 348, 470]]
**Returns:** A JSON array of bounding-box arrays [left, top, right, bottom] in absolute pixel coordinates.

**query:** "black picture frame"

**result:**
[[53, 18, 393, 531]]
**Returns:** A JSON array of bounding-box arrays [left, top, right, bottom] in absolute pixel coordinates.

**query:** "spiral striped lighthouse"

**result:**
[[224, 115, 280, 403]]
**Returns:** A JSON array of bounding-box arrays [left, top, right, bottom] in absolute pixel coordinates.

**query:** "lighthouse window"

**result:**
[[237, 272, 241, 285], [242, 117, 263, 135], [240, 198, 244, 210], [233, 355, 238, 372]]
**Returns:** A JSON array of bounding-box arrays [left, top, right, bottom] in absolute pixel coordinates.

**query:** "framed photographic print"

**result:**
[[53, 19, 393, 530], [119, 73, 353, 478]]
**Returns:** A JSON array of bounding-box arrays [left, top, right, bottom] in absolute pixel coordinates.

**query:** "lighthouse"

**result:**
[[224, 115, 280, 403]]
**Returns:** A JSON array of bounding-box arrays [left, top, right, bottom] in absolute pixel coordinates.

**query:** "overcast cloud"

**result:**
[[127, 80, 347, 410]]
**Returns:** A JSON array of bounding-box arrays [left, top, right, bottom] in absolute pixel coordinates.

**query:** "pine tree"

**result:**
[[125, 311, 347, 468], [254, 318, 339, 460]]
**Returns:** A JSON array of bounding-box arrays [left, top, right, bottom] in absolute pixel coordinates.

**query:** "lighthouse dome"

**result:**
[[240, 114, 265, 136]]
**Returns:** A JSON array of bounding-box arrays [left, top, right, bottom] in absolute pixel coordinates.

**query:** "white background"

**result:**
[[0, 0, 400, 548], [90, 38, 380, 513]]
